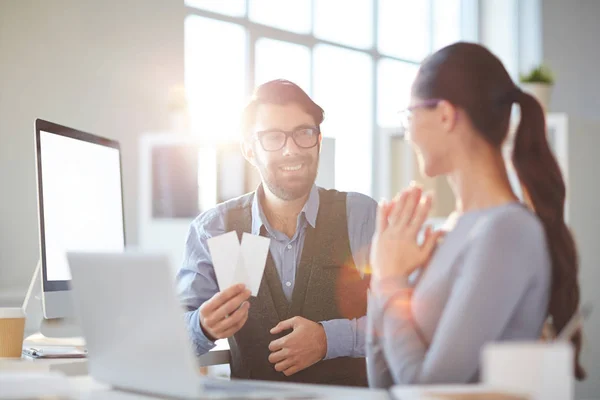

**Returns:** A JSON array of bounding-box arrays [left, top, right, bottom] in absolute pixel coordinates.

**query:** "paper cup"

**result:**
[[0, 308, 26, 358], [482, 341, 573, 400]]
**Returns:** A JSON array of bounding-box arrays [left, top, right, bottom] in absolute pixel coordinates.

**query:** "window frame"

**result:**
[[185, 0, 468, 196]]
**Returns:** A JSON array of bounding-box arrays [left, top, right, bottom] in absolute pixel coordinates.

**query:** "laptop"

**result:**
[[66, 251, 324, 399]]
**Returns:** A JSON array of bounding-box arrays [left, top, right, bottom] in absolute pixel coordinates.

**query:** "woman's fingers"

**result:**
[[375, 200, 391, 233], [387, 191, 407, 226], [390, 186, 422, 231], [419, 229, 445, 265], [408, 193, 432, 238]]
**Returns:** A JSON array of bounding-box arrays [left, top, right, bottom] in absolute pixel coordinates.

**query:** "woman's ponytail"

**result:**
[[512, 89, 585, 380]]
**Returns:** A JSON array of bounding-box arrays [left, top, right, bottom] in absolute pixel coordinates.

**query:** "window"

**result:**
[[185, 16, 247, 141], [314, 45, 373, 194], [433, 0, 462, 50], [249, 0, 311, 34], [185, 0, 246, 17], [255, 39, 311, 94], [313, 0, 374, 49], [377, 59, 419, 127], [378, 0, 431, 62], [185, 0, 465, 196]]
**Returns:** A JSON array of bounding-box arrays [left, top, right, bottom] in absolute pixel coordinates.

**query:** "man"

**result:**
[[176, 79, 377, 386]]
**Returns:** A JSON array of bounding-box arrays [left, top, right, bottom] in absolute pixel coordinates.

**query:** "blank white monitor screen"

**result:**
[[37, 123, 125, 287]]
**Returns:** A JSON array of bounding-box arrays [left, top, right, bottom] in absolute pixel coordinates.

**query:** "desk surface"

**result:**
[[1, 361, 527, 400], [0, 372, 391, 400], [75, 377, 391, 400], [5, 338, 231, 377], [1, 343, 391, 400]]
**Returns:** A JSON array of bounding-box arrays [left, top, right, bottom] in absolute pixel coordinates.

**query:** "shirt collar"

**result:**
[[251, 184, 319, 236], [302, 184, 319, 229]]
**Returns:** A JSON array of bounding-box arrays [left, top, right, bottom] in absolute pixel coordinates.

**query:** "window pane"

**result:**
[[433, 0, 461, 50], [378, 0, 430, 61], [314, 0, 373, 49], [255, 39, 311, 95], [185, 0, 246, 17], [377, 59, 419, 127], [480, 0, 519, 79], [313, 45, 373, 195], [185, 16, 247, 140], [249, 0, 311, 34]]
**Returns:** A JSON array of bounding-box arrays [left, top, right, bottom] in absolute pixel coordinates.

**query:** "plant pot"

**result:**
[[520, 82, 553, 111]]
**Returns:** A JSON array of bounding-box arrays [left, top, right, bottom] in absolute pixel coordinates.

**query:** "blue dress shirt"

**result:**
[[176, 184, 377, 360]]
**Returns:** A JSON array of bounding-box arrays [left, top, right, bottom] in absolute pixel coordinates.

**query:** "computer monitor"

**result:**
[[35, 119, 125, 320]]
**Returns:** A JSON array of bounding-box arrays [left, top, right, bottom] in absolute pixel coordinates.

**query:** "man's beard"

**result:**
[[256, 155, 319, 201]]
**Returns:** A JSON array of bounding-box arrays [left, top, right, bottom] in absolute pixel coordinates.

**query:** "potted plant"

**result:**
[[519, 64, 555, 111]]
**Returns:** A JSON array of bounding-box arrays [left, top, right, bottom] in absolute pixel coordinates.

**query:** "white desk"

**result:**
[[1, 370, 390, 400], [2, 341, 387, 400], [0, 349, 230, 379], [197, 339, 230, 367], [0, 343, 390, 400], [71, 376, 391, 400], [2, 337, 231, 378], [0, 356, 88, 375]]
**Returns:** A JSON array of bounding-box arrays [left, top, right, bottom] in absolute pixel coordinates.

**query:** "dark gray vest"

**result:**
[[223, 188, 368, 386]]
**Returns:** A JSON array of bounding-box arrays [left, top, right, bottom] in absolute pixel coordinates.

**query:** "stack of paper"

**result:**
[[207, 232, 270, 296]]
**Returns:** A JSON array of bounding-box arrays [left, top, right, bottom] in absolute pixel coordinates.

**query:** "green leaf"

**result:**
[[520, 64, 555, 84]]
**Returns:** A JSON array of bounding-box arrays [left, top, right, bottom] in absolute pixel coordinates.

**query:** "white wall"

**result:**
[[0, 0, 184, 302], [541, 0, 600, 396]]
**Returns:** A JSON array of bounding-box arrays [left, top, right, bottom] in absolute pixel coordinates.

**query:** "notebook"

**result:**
[[22, 345, 87, 359]]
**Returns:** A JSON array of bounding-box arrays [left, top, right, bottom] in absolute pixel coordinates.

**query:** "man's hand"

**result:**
[[199, 284, 251, 340], [267, 317, 327, 376]]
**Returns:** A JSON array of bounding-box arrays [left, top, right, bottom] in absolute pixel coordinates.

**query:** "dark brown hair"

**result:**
[[412, 42, 584, 380], [241, 79, 324, 138]]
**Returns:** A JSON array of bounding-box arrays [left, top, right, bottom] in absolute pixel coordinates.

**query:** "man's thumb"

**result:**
[[270, 317, 295, 334]]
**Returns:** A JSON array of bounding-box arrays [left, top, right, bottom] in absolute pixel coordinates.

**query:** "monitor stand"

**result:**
[[23, 260, 84, 346]]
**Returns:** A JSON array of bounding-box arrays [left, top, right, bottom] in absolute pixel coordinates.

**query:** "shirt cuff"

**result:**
[[319, 319, 354, 360], [185, 308, 217, 355], [370, 276, 413, 317]]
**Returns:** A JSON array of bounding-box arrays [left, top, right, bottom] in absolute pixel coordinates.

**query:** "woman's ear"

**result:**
[[438, 100, 459, 133]]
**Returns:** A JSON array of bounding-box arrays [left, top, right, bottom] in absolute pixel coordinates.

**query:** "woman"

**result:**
[[367, 42, 584, 387]]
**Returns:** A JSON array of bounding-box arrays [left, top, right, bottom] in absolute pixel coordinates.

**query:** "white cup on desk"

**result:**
[[0, 307, 26, 358], [482, 341, 573, 400]]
